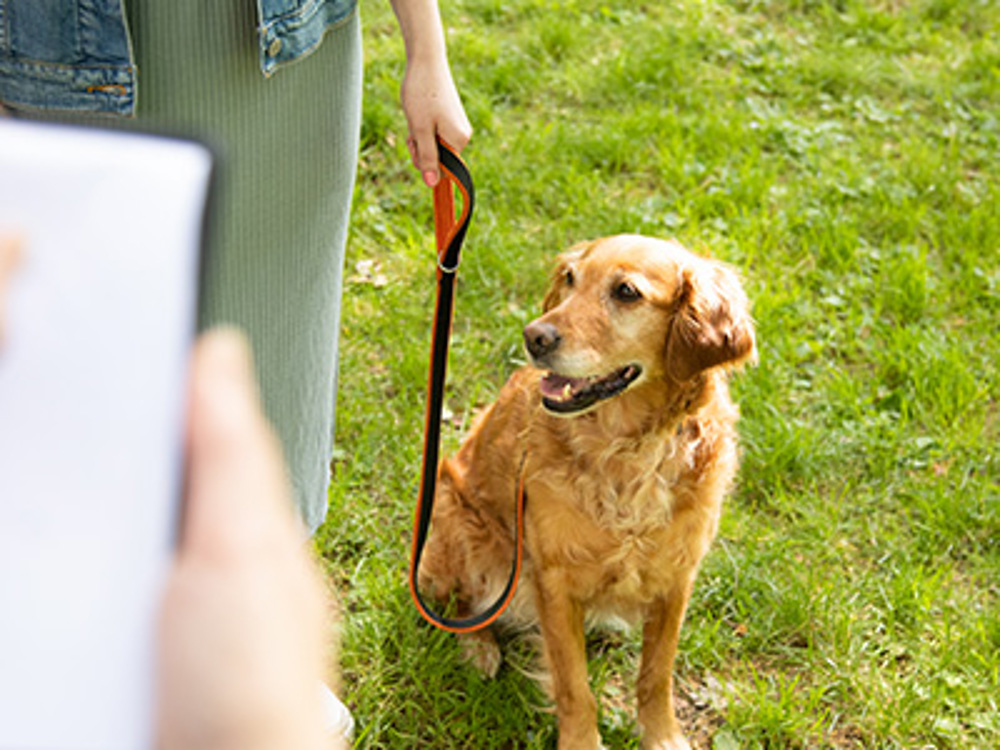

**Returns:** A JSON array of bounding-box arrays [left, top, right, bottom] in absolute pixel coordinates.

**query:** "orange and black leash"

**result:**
[[408, 140, 525, 634]]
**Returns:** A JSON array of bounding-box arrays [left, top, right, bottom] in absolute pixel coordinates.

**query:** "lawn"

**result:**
[[313, 1, 1000, 747]]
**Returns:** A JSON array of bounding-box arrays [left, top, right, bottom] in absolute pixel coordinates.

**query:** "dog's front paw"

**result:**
[[556, 727, 602, 750], [642, 734, 691, 750], [458, 631, 502, 678]]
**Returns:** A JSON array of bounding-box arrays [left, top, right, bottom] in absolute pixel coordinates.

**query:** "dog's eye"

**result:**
[[564, 269, 574, 287], [612, 281, 641, 302]]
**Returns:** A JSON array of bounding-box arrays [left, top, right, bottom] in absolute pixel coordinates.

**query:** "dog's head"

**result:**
[[523, 235, 756, 416]]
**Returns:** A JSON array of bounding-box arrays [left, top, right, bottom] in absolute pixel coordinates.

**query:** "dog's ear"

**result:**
[[542, 242, 590, 312], [665, 259, 756, 382]]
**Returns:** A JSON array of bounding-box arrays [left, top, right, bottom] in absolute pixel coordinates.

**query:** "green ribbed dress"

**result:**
[[125, 1, 363, 531]]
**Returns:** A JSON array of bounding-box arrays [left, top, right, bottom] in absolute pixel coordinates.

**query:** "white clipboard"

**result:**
[[0, 120, 213, 750]]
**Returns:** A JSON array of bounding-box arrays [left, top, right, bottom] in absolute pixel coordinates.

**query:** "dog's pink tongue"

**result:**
[[540, 372, 587, 401]]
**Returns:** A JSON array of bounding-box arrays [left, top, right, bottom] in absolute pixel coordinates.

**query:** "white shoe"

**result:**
[[320, 683, 354, 745]]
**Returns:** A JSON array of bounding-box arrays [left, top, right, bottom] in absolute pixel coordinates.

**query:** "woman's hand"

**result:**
[[391, 0, 472, 187]]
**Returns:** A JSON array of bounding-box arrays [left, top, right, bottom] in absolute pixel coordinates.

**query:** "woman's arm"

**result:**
[[390, 0, 473, 186]]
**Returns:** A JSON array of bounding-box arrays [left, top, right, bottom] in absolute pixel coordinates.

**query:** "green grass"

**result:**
[[314, 0, 1000, 746]]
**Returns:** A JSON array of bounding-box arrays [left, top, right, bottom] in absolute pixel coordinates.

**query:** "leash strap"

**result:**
[[408, 141, 525, 634]]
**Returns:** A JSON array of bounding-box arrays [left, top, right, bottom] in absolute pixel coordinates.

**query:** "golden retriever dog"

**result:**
[[418, 235, 756, 749]]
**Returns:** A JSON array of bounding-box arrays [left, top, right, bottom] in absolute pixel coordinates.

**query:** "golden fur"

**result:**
[[418, 235, 756, 749]]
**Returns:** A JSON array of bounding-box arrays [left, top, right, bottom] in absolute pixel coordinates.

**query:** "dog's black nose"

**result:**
[[523, 321, 561, 360]]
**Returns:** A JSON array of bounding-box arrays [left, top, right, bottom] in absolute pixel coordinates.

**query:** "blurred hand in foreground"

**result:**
[[158, 329, 334, 750]]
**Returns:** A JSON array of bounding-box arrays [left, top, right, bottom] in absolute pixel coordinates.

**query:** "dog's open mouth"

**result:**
[[539, 364, 642, 414]]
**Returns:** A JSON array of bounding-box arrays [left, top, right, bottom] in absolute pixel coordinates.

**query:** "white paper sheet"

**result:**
[[0, 120, 212, 750]]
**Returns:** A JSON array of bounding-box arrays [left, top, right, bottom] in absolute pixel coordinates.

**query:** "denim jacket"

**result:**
[[0, 0, 357, 116]]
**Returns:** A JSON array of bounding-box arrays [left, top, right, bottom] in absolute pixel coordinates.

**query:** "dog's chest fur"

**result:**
[[523, 408, 720, 620]]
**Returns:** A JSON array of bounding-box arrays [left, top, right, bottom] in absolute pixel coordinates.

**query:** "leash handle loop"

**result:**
[[408, 141, 525, 634], [432, 143, 471, 275]]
